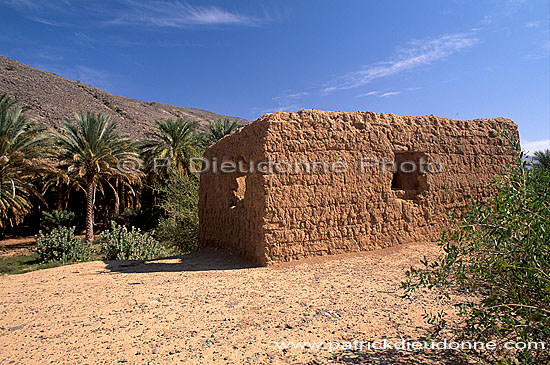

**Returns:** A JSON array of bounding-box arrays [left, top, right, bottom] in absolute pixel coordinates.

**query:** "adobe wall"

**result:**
[[198, 110, 519, 265], [197, 117, 270, 263]]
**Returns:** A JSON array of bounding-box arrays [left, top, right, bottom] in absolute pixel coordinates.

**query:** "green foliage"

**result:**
[[53, 112, 143, 243], [202, 118, 240, 145], [0, 253, 63, 275], [154, 173, 199, 253], [99, 222, 162, 260], [533, 149, 550, 170], [53, 112, 142, 184], [402, 147, 550, 364], [141, 118, 203, 176], [40, 209, 77, 232], [0, 94, 52, 229], [35, 226, 91, 263]]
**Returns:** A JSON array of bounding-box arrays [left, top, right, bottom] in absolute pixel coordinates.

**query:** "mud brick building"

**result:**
[[198, 110, 518, 265]]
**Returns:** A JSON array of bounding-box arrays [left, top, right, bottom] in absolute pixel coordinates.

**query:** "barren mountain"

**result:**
[[0, 56, 247, 138]]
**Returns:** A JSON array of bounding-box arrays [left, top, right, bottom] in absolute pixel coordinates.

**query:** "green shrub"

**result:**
[[533, 149, 550, 170], [155, 216, 197, 253], [100, 222, 162, 260], [40, 210, 77, 232], [402, 145, 550, 364], [35, 226, 91, 263], [154, 173, 199, 253]]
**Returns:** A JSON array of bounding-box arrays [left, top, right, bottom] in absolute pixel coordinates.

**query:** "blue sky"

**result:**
[[1, 0, 549, 152]]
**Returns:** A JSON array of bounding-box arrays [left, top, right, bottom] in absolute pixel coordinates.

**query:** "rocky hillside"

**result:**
[[0, 56, 247, 138]]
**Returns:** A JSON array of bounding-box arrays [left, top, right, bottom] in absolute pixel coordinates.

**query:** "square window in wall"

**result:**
[[391, 151, 428, 199]]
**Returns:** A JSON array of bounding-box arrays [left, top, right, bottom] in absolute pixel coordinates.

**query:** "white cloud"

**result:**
[[322, 33, 477, 94], [0, 0, 73, 25], [74, 32, 92, 44], [256, 91, 309, 115], [1, 0, 266, 28], [522, 29, 550, 60], [74, 65, 116, 89], [251, 104, 300, 116], [40, 64, 118, 91], [380, 91, 401, 97], [523, 139, 550, 154], [26, 15, 66, 26], [110, 1, 264, 27], [481, 15, 494, 25], [525, 21, 541, 28], [356, 91, 380, 97], [505, 0, 528, 15], [1, 0, 41, 10], [356, 90, 401, 98], [272, 91, 309, 102]]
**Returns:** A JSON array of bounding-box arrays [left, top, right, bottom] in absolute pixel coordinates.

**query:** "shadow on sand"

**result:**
[[103, 247, 258, 273], [0, 236, 36, 252], [331, 348, 467, 364]]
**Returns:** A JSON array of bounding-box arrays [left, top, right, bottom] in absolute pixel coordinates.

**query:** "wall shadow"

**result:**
[[103, 247, 258, 274]]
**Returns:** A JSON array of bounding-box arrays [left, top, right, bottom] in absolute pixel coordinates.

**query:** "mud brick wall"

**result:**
[[198, 119, 270, 263], [198, 110, 519, 265]]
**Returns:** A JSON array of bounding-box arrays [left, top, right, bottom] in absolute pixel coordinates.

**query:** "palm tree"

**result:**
[[0, 94, 52, 230], [53, 112, 142, 243], [203, 118, 241, 145], [141, 118, 202, 176], [533, 149, 550, 170]]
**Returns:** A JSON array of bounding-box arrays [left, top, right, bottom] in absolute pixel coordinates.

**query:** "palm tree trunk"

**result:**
[[0, 171, 3, 202], [56, 185, 63, 211], [119, 183, 126, 214], [85, 180, 96, 243]]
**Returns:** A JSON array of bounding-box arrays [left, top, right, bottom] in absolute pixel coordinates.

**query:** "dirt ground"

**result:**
[[0, 236, 35, 258], [0, 242, 466, 364]]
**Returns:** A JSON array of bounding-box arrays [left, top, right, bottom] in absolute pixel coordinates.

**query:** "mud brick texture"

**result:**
[[198, 110, 519, 265]]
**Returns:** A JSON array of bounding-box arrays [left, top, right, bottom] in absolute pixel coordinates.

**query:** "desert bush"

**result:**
[[402, 145, 550, 364], [35, 226, 91, 263], [155, 216, 196, 253], [100, 222, 162, 260], [154, 173, 199, 253], [40, 209, 77, 232]]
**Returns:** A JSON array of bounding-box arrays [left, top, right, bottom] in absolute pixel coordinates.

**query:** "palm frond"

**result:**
[[0, 94, 52, 228]]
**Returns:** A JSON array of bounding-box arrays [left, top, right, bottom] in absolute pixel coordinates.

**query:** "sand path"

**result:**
[[0, 242, 464, 364]]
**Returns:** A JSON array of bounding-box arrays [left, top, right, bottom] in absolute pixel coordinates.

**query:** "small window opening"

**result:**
[[391, 151, 427, 198], [229, 175, 246, 209]]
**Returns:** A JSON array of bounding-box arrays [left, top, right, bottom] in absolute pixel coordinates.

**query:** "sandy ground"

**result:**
[[0, 242, 466, 364]]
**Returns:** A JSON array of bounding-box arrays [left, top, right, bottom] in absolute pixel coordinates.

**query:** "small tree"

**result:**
[[402, 145, 550, 364], [53, 112, 142, 243], [154, 172, 199, 253]]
